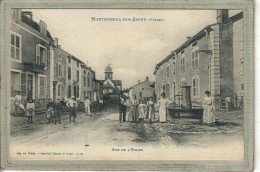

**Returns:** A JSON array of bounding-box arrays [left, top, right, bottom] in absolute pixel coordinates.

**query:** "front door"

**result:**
[[53, 84, 56, 101], [27, 74, 33, 101]]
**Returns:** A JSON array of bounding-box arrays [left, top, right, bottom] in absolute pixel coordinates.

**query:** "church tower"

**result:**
[[105, 65, 113, 80]]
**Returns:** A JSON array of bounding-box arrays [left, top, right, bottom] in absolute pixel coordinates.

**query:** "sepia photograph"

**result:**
[[0, 0, 254, 171]]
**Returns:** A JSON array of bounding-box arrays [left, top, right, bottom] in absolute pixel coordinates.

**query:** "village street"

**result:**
[[10, 108, 244, 149]]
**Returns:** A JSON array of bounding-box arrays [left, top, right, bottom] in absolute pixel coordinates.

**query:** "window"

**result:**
[[11, 71, 21, 97], [68, 86, 71, 98], [167, 66, 170, 77], [77, 85, 79, 98], [11, 33, 21, 62], [172, 82, 176, 100], [68, 57, 71, 63], [84, 70, 86, 74], [77, 62, 79, 67], [68, 67, 71, 80], [172, 62, 176, 75], [39, 75, 47, 98], [77, 70, 80, 82], [84, 91, 86, 97], [241, 84, 244, 90], [58, 63, 63, 77], [192, 75, 200, 98], [58, 53, 62, 60], [36, 45, 47, 66], [192, 49, 199, 68], [87, 77, 90, 87], [58, 84, 62, 97], [162, 85, 166, 93], [84, 77, 87, 87], [181, 55, 185, 73]]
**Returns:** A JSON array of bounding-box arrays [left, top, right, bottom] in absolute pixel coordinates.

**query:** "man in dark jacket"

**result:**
[[118, 94, 127, 122], [46, 98, 54, 123], [53, 98, 62, 124]]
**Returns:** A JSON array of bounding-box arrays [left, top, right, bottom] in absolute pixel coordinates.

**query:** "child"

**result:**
[[25, 99, 35, 123]]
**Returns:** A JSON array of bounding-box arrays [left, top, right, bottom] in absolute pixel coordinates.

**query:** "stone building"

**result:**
[[101, 65, 122, 95], [81, 64, 94, 101], [10, 9, 53, 113], [154, 10, 244, 110], [129, 77, 155, 101], [50, 38, 68, 101]]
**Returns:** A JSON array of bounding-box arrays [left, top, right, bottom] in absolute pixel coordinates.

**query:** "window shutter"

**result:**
[[21, 73, 27, 96], [56, 63, 59, 77], [42, 49, 46, 66], [36, 45, 40, 64]]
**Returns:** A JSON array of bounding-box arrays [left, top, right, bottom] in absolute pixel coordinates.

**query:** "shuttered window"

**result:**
[[11, 71, 21, 97], [181, 56, 185, 73], [192, 75, 200, 98], [36, 45, 46, 66], [11, 33, 21, 61], [21, 72, 27, 96], [39, 76, 47, 98], [192, 50, 199, 69]]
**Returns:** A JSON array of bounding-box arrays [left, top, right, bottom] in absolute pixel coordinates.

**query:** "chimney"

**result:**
[[22, 11, 33, 19], [138, 80, 141, 84], [54, 38, 58, 47], [12, 9, 21, 21], [39, 20, 47, 36], [145, 77, 149, 81], [217, 9, 229, 24]]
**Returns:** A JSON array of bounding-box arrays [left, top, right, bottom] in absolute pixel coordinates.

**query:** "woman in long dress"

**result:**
[[147, 97, 155, 124], [138, 99, 147, 124], [202, 91, 215, 125], [158, 93, 171, 123], [128, 95, 139, 122]]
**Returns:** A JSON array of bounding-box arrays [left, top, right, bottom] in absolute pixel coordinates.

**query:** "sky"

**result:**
[[25, 9, 238, 89]]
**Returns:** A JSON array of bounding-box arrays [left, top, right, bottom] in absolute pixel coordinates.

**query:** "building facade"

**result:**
[[81, 64, 94, 101], [129, 77, 155, 101], [154, 10, 244, 110], [50, 38, 69, 101], [10, 9, 53, 113]]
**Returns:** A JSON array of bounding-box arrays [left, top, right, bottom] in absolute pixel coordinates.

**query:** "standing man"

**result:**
[[119, 94, 127, 122], [53, 98, 62, 124], [84, 96, 91, 116], [66, 96, 78, 122]]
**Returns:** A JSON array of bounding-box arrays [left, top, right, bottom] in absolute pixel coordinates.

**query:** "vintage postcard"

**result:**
[[0, 0, 254, 171]]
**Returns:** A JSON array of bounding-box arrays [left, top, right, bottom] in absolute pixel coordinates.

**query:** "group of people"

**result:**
[[118, 93, 172, 124], [118, 90, 216, 126]]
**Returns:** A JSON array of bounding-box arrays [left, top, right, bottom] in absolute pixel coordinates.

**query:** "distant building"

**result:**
[[81, 64, 94, 102], [50, 38, 68, 101], [154, 10, 244, 110], [101, 65, 122, 95], [129, 77, 155, 101], [10, 9, 53, 114]]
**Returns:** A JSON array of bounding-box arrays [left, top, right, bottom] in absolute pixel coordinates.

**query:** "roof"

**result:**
[[105, 65, 113, 72], [103, 82, 115, 89], [153, 25, 214, 75], [129, 80, 154, 89], [21, 13, 53, 41], [100, 79, 122, 86]]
